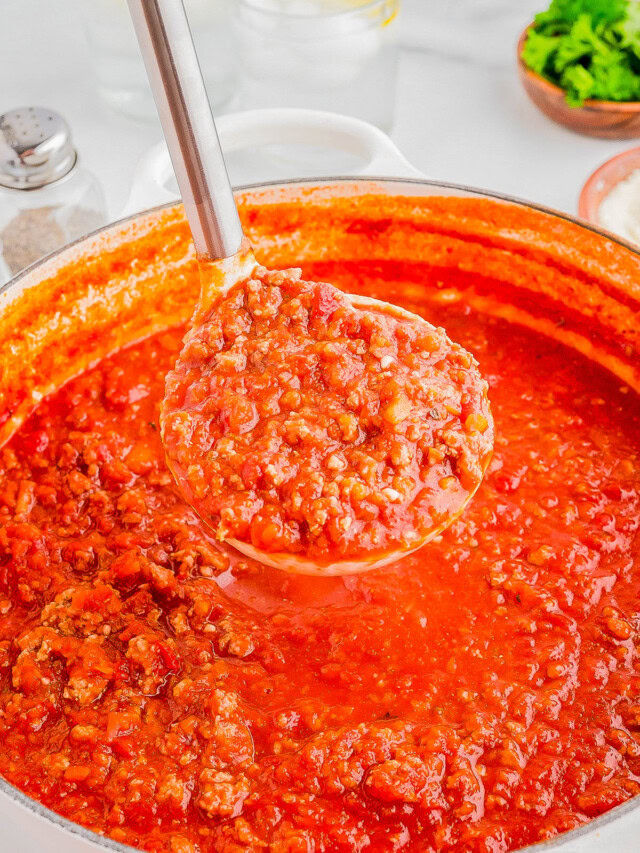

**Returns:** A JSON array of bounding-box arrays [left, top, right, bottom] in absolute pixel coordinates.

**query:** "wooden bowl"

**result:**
[[517, 28, 640, 139]]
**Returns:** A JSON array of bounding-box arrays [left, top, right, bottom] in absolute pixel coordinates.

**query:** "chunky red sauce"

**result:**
[[162, 264, 493, 569], [1, 260, 640, 852]]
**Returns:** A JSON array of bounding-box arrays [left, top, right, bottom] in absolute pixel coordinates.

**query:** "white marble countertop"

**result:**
[[3, 0, 637, 222]]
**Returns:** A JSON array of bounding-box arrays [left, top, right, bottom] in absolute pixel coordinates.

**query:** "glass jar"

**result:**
[[0, 107, 107, 282], [232, 0, 400, 133], [79, 0, 237, 121], [401, 0, 542, 65]]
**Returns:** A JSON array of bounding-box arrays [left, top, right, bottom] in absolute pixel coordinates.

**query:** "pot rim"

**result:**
[[2, 174, 640, 853], [3, 174, 640, 302]]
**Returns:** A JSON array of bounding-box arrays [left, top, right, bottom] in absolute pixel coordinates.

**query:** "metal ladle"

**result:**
[[126, 0, 492, 575]]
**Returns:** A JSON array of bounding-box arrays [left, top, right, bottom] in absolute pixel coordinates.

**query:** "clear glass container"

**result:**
[[402, 0, 542, 65], [0, 108, 107, 282], [232, 0, 400, 133], [79, 0, 237, 121], [0, 171, 107, 280]]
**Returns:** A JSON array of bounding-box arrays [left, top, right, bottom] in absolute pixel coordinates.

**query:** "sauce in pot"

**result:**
[[0, 198, 640, 853]]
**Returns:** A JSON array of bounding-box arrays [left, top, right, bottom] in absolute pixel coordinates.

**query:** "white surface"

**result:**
[[1, 1, 640, 851], [2, 0, 636, 221]]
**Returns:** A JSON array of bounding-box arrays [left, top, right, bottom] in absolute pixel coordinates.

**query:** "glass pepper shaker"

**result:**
[[0, 106, 107, 281]]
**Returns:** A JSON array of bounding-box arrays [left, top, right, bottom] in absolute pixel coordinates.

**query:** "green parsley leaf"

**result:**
[[591, 51, 640, 100], [536, 0, 626, 29], [553, 15, 603, 73], [522, 0, 640, 106], [522, 31, 561, 76], [561, 64, 596, 105], [615, 2, 640, 58]]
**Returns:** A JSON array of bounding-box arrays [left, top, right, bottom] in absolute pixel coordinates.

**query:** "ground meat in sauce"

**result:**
[[162, 267, 493, 565], [1, 269, 640, 853]]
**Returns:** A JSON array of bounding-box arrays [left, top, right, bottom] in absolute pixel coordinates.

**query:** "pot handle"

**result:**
[[123, 108, 425, 217]]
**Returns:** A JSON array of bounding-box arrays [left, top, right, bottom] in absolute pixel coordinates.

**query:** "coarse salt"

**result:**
[[598, 168, 640, 246]]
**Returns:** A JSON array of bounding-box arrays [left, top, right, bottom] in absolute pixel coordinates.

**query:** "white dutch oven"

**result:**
[[123, 107, 425, 214], [0, 109, 639, 853]]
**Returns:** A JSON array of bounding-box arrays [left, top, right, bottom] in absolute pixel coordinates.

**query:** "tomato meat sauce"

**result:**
[[162, 265, 493, 568], [1, 208, 640, 853]]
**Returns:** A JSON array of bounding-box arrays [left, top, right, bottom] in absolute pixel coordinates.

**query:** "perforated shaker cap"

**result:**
[[0, 107, 77, 190]]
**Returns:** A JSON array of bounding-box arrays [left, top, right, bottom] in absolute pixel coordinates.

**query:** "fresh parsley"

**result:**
[[522, 0, 640, 106]]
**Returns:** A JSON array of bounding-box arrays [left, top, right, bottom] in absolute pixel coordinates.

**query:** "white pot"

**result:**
[[1, 108, 639, 853]]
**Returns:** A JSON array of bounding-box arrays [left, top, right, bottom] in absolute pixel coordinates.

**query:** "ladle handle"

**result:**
[[126, 0, 244, 259]]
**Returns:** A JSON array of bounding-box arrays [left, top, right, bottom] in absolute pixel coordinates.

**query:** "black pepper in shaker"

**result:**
[[0, 107, 107, 279]]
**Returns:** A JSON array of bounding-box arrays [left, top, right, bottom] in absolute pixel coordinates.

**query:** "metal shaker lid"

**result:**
[[0, 107, 77, 190]]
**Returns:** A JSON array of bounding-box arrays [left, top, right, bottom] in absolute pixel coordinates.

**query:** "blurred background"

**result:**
[[1, 0, 633, 219]]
